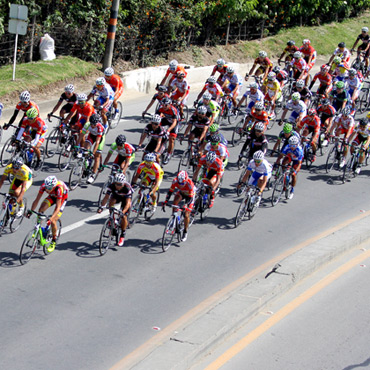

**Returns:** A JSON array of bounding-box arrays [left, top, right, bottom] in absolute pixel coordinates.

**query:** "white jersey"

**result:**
[[91, 83, 114, 100], [243, 89, 264, 103], [170, 78, 190, 94], [247, 158, 272, 176], [335, 114, 355, 130], [345, 76, 361, 90], [285, 100, 307, 115]]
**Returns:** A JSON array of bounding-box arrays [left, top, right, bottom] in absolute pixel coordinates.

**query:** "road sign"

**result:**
[[9, 4, 28, 21], [8, 19, 28, 36]]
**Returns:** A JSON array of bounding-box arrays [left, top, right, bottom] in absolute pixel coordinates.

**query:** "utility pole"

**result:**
[[103, 0, 120, 70]]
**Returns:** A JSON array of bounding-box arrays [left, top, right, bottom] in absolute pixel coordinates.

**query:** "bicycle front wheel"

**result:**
[[19, 229, 39, 265], [43, 219, 62, 255], [0, 137, 17, 167], [162, 216, 176, 252], [110, 101, 123, 129], [231, 121, 244, 147], [127, 193, 142, 227], [325, 146, 337, 173], [271, 175, 284, 206], [234, 197, 248, 228], [98, 180, 110, 207], [68, 163, 84, 190], [99, 218, 115, 255], [45, 128, 61, 158], [10, 198, 27, 233], [178, 149, 191, 173], [58, 144, 74, 171]]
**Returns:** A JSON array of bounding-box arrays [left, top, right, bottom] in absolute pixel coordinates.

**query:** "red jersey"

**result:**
[[158, 104, 179, 123], [291, 58, 308, 72], [70, 102, 95, 120], [317, 104, 336, 116], [299, 45, 316, 59], [301, 115, 320, 133], [15, 101, 39, 113], [21, 117, 47, 136], [251, 108, 269, 126], [254, 57, 273, 70], [169, 178, 195, 198], [105, 74, 124, 92], [164, 65, 187, 79], [198, 156, 224, 176], [312, 72, 332, 86], [39, 180, 69, 202]]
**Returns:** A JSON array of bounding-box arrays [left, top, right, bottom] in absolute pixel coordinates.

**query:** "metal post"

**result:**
[[103, 0, 120, 70], [12, 32, 18, 81], [225, 21, 230, 46]]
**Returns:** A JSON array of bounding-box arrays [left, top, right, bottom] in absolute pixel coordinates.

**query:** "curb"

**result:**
[[129, 211, 370, 370]]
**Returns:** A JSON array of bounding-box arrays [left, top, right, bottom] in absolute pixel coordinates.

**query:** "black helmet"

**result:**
[[338, 42, 346, 48], [116, 134, 126, 146], [90, 114, 101, 125], [287, 40, 295, 46]]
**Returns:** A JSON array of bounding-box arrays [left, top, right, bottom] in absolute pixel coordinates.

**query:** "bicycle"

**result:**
[[342, 143, 365, 182], [172, 100, 189, 133], [234, 185, 261, 227], [217, 94, 238, 125], [271, 164, 295, 206], [107, 101, 123, 130], [0, 192, 27, 235], [325, 136, 346, 173], [281, 77, 296, 103], [191, 178, 214, 221], [45, 115, 65, 158], [316, 126, 330, 156], [19, 211, 62, 265], [231, 114, 253, 147], [68, 148, 95, 190], [57, 127, 80, 171], [264, 100, 279, 130], [127, 183, 159, 226], [98, 207, 126, 255], [301, 136, 315, 169], [350, 51, 367, 76], [0, 125, 20, 167], [177, 139, 200, 175], [161, 204, 186, 252], [12, 139, 44, 174], [356, 81, 370, 114]]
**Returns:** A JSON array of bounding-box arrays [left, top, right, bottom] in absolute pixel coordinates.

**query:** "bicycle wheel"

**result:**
[[68, 162, 84, 190], [99, 218, 115, 255], [19, 228, 39, 265], [127, 193, 142, 226], [228, 108, 240, 125], [275, 99, 284, 115], [43, 219, 62, 255], [45, 128, 61, 158], [267, 116, 276, 130], [29, 147, 45, 175], [162, 216, 176, 252], [9, 198, 27, 233], [0, 138, 17, 167], [0, 206, 9, 234], [109, 101, 123, 129], [325, 146, 338, 173], [234, 197, 248, 227], [58, 144, 74, 171], [271, 174, 284, 206], [182, 105, 189, 122], [200, 196, 211, 221], [357, 88, 369, 114], [178, 149, 191, 173], [98, 180, 110, 207], [248, 197, 259, 219], [231, 121, 244, 147]]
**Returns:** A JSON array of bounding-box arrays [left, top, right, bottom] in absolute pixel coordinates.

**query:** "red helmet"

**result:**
[[308, 108, 317, 116], [177, 170, 188, 184]]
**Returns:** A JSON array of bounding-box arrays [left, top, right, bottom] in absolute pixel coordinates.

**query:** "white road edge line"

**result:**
[[61, 209, 109, 235]]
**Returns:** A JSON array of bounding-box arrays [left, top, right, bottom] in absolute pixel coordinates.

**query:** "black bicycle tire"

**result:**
[[162, 216, 176, 252], [99, 218, 115, 255], [234, 197, 248, 227], [271, 174, 284, 206], [19, 228, 39, 265]]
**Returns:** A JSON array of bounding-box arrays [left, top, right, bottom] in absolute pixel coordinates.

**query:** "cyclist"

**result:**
[[317, 98, 336, 134], [272, 122, 300, 154], [156, 96, 178, 163], [273, 65, 289, 87], [347, 119, 370, 174], [262, 72, 281, 118], [104, 67, 124, 118], [202, 123, 228, 151], [238, 121, 268, 161], [237, 150, 272, 205], [162, 170, 196, 242], [102, 134, 135, 174], [131, 153, 164, 212], [345, 68, 362, 109], [210, 58, 228, 85], [236, 82, 264, 114], [198, 92, 220, 125], [16, 107, 48, 169], [64, 93, 96, 132], [351, 27, 370, 69], [331, 56, 350, 81], [329, 81, 349, 112], [77, 113, 106, 184], [274, 135, 303, 199], [246, 51, 273, 82], [204, 134, 229, 166], [3, 91, 39, 131], [137, 114, 167, 163], [299, 39, 317, 72], [97, 173, 132, 247], [183, 105, 210, 144], [291, 79, 312, 107], [328, 42, 351, 65], [48, 84, 77, 121], [221, 66, 243, 108], [0, 157, 32, 217], [195, 76, 224, 104], [87, 77, 114, 128], [242, 101, 269, 131], [160, 60, 187, 87], [309, 64, 333, 97], [288, 51, 308, 81], [280, 92, 307, 128], [298, 108, 321, 162], [27, 175, 68, 253], [192, 151, 224, 208], [170, 71, 190, 119], [277, 40, 298, 66], [329, 107, 355, 167], [142, 85, 170, 118]]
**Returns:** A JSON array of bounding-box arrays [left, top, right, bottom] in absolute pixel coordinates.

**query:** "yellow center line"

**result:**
[[204, 247, 370, 370], [110, 210, 370, 370]]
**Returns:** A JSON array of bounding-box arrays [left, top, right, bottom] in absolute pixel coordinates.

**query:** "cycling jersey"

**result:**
[[204, 82, 224, 100], [136, 162, 164, 182], [70, 102, 95, 124], [353, 122, 370, 138], [243, 89, 264, 103], [158, 104, 179, 123], [284, 45, 299, 55], [301, 115, 320, 136], [39, 180, 69, 202], [188, 114, 210, 130], [282, 145, 304, 161], [168, 178, 195, 198], [198, 156, 224, 177], [332, 47, 351, 62], [144, 123, 167, 141], [330, 89, 349, 108], [105, 74, 124, 93], [334, 115, 355, 130], [290, 57, 308, 72], [204, 142, 229, 159], [90, 83, 115, 101], [278, 130, 301, 145], [345, 76, 361, 91], [200, 100, 220, 115], [82, 122, 105, 137], [15, 101, 39, 114], [285, 100, 307, 115], [241, 132, 268, 157], [225, 73, 243, 89], [170, 78, 190, 95], [254, 57, 273, 70], [276, 69, 288, 83], [19, 117, 48, 137], [263, 80, 281, 99], [333, 62, 349, 78], [151, 92, 170, 103], [356, 33, 370, 48], [247, 158, 272, 176], [317, 104, 336, 117], [108, 142, 135, 157], [250, 108, 269, 125], [212, 65, 228, 80], [3, 163, 32, 182], [299, 45, 317, 63], [291, 87, 312, 100], [312, 72, 332, 86], [58, 92, 77, 110], [164, 65, 187, 81], [106, 182, 133, 201]]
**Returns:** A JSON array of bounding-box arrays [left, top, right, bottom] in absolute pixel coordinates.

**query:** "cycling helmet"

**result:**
[[362, 27, 369, 33], [287, 40, 295, 46], [253, 150, 264, 160], [210, 134, 221, 143], [333, 56, 341, 64], [320, 64, 329, 72], [161, 97, 171, 105], [283, 123, 293, 133], [296, 80, 305, 88], [197, 105, 208, 115], [104, 67, 114, 76], [336, 81, 345, 89], [254, 122, 265, 132], [114, 173, 126, 184], [90, 113, 101, 125], [96, 77, 105, 86], [116, 134, 126, 146], [322, 98, 330, 105], [302, 39, 310, 45], [216, 58, 225, 67], [359, 119, 367, 126], [338, 42, 346, 48], [267, 72, 276, 81], [19, 90, 30, 103], [254, 101, 264, 110], [64, 84, 74, 93], [202, 92, 212, 100], [249, 82, 258, 89], [226, 66, 234, 73], [26, 107, 38, 119], [308, 108, 317, 116], [209, 123, 219, 133], [272, 66, 281, 73], [144, 153, 156, 162], [289, 135, 300, 146], [44, 175, 58, 190], [12, 157, 24, 170], [177, 71, 186, 78], [259, 50, 267, 58], [157, 85, 167, 92], [349, 68, 357, 76], [293, 51, 302, 59], [177, 170, 188, 184], [169, 59, 178, 70], [342, 107, 351, 116], [367, 111, 370, 119], [205, 151, 217, 163], [292, 92, 301, 101], [151, 114, 162, 124], [77, 93, 87, 101], [207, 76, 217, 84]]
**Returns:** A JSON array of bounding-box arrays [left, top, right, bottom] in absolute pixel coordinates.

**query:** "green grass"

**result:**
[[0, 56, 98, 98]]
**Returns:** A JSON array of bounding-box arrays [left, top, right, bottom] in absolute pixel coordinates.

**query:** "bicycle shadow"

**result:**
[[67, 198, 98, 213], [134, 238, 166, 254], [57, 240, 101, 258], [0, 251, 22, 268]]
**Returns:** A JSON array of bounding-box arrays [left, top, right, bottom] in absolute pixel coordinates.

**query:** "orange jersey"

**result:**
[[169, 178, 195, 198], [21, 117, 47, 136], [15, 101, 39, 113], [105, 74, 124, 92], [70, 102, 95, 119], [164, 65, 187, 79]]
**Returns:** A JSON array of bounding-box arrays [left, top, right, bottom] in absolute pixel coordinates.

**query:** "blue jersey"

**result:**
[[282, 145, 304, 161]]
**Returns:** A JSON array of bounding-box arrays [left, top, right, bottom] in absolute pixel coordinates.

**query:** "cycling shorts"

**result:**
[[10, 178, 33, 192], [97, 96, 114, 113], [248, 171, 271, 186], [44, 196, 67, 218], [86, 134, 105, 153], [114, 153, 135, 166]]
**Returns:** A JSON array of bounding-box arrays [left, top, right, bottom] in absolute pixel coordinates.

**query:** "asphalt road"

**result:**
[[0, 88, 369, 369]]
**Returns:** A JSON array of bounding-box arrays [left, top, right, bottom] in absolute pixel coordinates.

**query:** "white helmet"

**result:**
[[96, 77, 105, 86], [151, 114, 162, 124], [207, 76, 217, 84], [64, 84, 74, 93], [259, 51, 267, 58], [254, 102, 264, 110], [289, 136, 300, 146], [362, 27, 369, 32], [19, 90, 30, 103], [77, 93, 87, 101], [249, 82, 258, 89], [197, 106, 208, 115], [203, 92, 212, 100], [292, 92, 301, 101], [114, 173, 126, 184], [44, 175, 58, 190], [296, 80, 305, 88], [267, 72, 276, 81], [104, 67, 114, 76], [254, 122, 265, 131], [293, 51, 302, 59], [169, 60, 178, 70], [226, 66, 234, 73], [253, 150, 264, 160], [217, 58, 225, 66]]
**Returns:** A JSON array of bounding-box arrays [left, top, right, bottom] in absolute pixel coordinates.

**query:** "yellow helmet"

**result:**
[[366, 112, 370, 119]]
